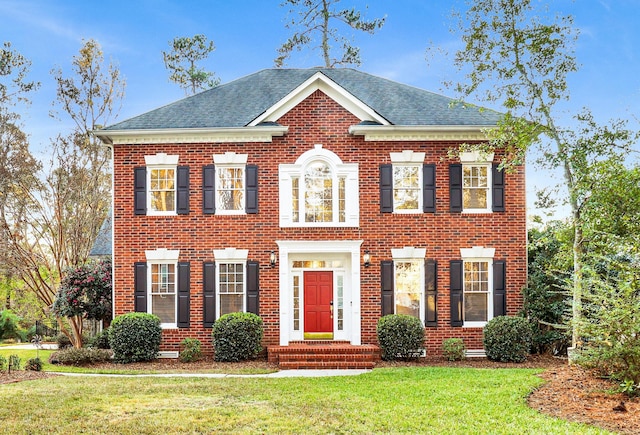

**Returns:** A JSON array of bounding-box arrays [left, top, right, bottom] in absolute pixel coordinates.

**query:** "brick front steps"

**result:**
[[267, 341, 381, 369]]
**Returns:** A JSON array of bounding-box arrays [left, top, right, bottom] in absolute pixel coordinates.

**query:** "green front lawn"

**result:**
[[0, 366, 610, 434]]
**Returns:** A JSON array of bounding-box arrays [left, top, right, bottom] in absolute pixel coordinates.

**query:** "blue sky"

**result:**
[[3, 0, 640, 219]]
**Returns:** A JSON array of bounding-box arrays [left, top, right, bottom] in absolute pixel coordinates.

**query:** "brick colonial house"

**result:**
[[95, 68, 526, 367]]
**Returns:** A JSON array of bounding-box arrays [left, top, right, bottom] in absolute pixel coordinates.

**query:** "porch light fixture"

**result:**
[[270, 250, 277, 268], [363, 250, 371, 268]]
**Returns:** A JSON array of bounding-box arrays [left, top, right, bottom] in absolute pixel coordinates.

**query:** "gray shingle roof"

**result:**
[[103, 68, 501, 131], [89, 210, 112, 258]]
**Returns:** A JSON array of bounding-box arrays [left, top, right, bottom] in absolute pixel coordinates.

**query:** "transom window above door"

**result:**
[[279, 144, 359, 227]]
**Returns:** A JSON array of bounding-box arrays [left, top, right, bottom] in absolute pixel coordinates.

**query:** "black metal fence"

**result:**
[[35, 320, 59, 338]]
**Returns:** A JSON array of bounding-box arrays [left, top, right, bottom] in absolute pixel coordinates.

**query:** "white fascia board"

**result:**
[[249, 71, 389, 126], [93, 125, 289, 145], [348, 125, 494, 141]]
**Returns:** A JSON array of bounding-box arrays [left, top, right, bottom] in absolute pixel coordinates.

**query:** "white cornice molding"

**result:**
[[348, 125, 494, 141], [249, 71, 389, 126], [93, 126, 289, 145]]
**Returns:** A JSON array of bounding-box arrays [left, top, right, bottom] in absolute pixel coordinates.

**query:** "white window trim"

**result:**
[[213, 248, 248, 318], [461, 151, 493, 214], [390, 151, 425, 214], [279, 144, 359, 227], [145, 249, 180, 329], [145, 153, 180, 217], [460, 246, 494, 328], [213, 153, 248, 215], [392, 247, 426, 322]]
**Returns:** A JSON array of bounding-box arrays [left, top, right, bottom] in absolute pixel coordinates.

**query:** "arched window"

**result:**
[[280, 145, 358, 227]]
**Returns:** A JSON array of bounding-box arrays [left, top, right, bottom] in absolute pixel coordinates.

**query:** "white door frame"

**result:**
[[276, 240, 363, 345]]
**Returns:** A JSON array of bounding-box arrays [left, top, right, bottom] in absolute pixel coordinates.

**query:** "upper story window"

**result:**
[[280, 144, 358, 227], [203, 153, 258, 215], [450, 151, 504, 213], [135, 153, 189, 216], [380, 150, 436, 214], [149, 168, 176, 213]]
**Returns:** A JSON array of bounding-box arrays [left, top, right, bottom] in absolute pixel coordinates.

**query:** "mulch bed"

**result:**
[[2, 354, 638, 434]]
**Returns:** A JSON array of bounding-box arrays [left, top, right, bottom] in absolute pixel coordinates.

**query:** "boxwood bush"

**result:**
[[212, 312, 263, 362], [376, 314, 425, 361], [48, 348, 113, 365], [483, 316, 533, 363], [179, 338, 202, 362], [109, 313, 162, 363], [442, 338, 466, 361]]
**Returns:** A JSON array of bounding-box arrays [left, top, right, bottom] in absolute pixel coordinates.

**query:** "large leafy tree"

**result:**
[[162, 34, 220, 95], [3, 39, 124, 348], [0, 42, 41, 314], [448, 0, 638, 348], [276, 0, 385, 68]]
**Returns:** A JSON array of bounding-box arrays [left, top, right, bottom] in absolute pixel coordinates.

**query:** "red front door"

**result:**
[[304, 271, 333, 336]]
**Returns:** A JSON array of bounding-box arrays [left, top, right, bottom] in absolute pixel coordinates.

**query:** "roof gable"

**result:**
[[96, 68, 503, 144]]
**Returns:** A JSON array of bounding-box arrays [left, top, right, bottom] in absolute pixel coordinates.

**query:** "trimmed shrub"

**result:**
[[25, 357, 43, 371], [483, 316, 533, 363], [89, 329, 111, 349], [109, 313, 161, 363], [179, 338, 202, 362], [56, 334, 72, 349], [49, 348, 113, 365], [0, 355, 7, 372], [212, 312, 263, 362], [442, 338, 466, 361], [376, 314, 425, 361]]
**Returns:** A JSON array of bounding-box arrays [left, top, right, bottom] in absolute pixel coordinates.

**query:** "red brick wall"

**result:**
[[112, 89, 527, 355]]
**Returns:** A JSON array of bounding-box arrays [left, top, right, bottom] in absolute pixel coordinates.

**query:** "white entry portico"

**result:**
[[276, 240, 363, 346]]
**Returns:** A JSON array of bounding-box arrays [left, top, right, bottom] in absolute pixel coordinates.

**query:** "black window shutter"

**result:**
[[203, 165, 216, 214], [423, 164, 436, 213], [176, 166, 190, 215], [134, 262, 147, 312], [379, 164, 393, 213], [177, 262, 190, 328], [493, 260, 506, 317], [381, 260, 394, 316], [449, 164, 463, 213], [492, 163, 505, 212], [134, 167, 147, 215], [246, 165, 258, 214], [425, 259, 437, 327], [246, 261, 259, 315], [450, 260, 463, 327], [203, 262, 216, 327]]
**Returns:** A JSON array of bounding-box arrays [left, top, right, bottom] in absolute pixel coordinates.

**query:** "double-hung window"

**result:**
[[280, 144, 358, 227], [203, 153, 258, 215], [394, 258, 425, 319], [218, 262, 245, 316], [450, 247, 506, 328], [135, 153, 189, 216], [380, 150, 436, 213], [450, 151, 505, 213], [137, 248, 191, 329]]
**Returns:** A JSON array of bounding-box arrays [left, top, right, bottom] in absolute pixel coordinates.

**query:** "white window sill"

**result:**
[[215, 210, 246, 216], [462, 209, 492, 214], [393, 209, 423, 214], [463, 322, 488, 328], [160, 324, 178, 329]]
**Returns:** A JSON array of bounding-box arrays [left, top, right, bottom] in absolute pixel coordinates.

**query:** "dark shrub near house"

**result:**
[[89, 328, 111, 349], [109, 313, 161, 363], [212, 312, 263, 362], [442, 338, 466, 361], [483, 316, 533, 363], [377, 314, 425, 361], [179, 337, 202, 362], [49, 348, 113, 365]]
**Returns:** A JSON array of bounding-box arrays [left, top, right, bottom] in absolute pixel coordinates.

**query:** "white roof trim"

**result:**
[[349, 125, 494, 141], [249, 71, 389, 126], [93, 126, 289, 145]]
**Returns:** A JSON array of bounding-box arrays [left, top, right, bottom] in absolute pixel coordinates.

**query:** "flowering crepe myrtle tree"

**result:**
[[51, 260, 112, 347]]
